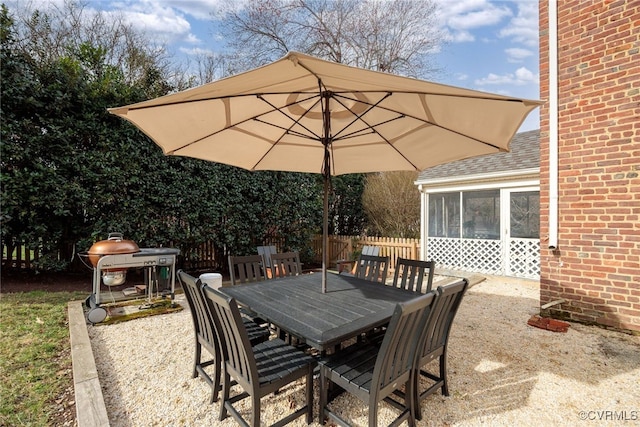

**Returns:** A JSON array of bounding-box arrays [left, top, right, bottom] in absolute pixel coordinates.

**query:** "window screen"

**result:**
[[462, 190, 500, 239], [510, 191, 540, 238], [428, 193, 460, 237]]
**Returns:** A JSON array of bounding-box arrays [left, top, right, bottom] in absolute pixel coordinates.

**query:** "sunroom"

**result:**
[[416, 130, 540, 279]]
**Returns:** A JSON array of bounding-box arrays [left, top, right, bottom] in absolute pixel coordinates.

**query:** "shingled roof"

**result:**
[[417, 129, 540, 181]]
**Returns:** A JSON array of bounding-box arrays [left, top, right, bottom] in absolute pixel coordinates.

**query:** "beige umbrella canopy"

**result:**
[[109, 51, 541, 292]]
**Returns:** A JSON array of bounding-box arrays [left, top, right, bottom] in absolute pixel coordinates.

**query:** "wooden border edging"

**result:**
[[68, 301, 110, 427]]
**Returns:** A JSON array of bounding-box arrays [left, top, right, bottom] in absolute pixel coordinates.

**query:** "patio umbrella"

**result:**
[[108, 51, 541, 293]]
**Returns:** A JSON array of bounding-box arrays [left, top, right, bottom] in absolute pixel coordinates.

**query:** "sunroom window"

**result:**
[[462, 190, 500, 239], [428, 192, 459, 238]]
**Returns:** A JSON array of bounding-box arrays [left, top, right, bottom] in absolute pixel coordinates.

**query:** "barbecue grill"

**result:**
[[79, 233, 180, 323]]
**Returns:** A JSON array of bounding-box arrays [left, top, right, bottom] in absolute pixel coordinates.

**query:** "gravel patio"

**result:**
[[87, 274, 640, 426]]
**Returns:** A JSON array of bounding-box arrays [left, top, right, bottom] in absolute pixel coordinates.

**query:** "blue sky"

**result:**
[[15, 0, 541, 131]]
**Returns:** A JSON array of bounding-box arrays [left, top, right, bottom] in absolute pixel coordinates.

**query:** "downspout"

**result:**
[[418, 184, 427, 260], [548, 0, 559, 250]]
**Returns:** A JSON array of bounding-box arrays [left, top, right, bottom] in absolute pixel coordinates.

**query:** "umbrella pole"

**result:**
[[322, 174, 329, 293], [321, 89, 331, 294]]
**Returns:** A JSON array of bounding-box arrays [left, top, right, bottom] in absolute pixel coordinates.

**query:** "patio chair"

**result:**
[[257, 245, 277, 269], [228, 254, 267, 285], [392, 258, 436, 294], [228, 254, 270, 326], [177, 270, 269, 404], [270, 251, 302, 278], [202, 285, 317, 426], [354, 254, 389, 283], [413, 279, 468, 420], [318, 291, 437, 427], [338, 245, 380, 274]]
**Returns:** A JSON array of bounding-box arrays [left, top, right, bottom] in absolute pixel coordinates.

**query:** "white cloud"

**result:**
[[447, 6, 511, 30], [441, 28, 475, 43], [103, 0, 222, 45], [474, 66, 539, 86], [185, 33, 202, 44], [505, 47, 534, 63], [108, 1, 191, 41], [162, 0, 223, 21], [435, 0, 512, 43], [179, 46, 215, 56], [499, 1, 538, 47]]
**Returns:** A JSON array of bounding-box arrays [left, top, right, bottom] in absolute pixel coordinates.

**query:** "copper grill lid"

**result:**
[[87, 232, 140, 267]]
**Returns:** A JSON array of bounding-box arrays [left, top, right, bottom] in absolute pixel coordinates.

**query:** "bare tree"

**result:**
[[212, 0, 441, 237], [10, 0, 174, 86], [215, 0, 443, 77], [362, 171, 420, 238]]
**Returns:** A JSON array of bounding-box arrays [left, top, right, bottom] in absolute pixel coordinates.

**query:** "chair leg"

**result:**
[[406, 376, 417, 427], [192, 342, 201, 378], [318, 368, 328, 425], [368, 402, 377, 427], [441, 353, 449, 396], [210, 357, 221, 403], [251, 394, 260, 427], [218, 371, 230, 421], [413, 368, 422, 421], [306, 368, 313, 424]]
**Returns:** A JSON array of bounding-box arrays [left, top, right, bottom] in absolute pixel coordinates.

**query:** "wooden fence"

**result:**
[[1, 241, 39, 270], [2, 235, 420, 272], [310, 235, 420, 271]]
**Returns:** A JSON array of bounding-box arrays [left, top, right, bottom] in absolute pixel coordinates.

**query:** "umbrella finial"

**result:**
[[289, 53, 299, 66]]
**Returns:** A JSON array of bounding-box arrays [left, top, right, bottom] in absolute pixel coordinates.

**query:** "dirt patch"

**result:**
[[1, 270, 94, 293], [0, 269, 163, 293]]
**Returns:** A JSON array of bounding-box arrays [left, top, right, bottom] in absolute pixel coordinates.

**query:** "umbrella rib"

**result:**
[[167, 92, 322, 154], [248, 93, 326, 170], [256, 94, 323, 141], [334, 91, 505, 151], [328, 92, 393, 140], [327, 92, 420, 170], [331, 115, 405, 141], [252, 118, 318, 140]]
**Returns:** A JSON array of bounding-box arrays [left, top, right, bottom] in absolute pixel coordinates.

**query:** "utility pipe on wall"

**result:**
[[548, 0, 559, 250]]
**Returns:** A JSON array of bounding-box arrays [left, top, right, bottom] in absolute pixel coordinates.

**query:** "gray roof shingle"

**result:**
[[417, 129, 540, 181]]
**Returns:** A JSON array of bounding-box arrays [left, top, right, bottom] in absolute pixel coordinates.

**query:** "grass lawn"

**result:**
[[0, 290, 85, 427]]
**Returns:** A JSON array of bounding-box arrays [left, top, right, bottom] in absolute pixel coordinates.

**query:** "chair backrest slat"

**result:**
[[392, 258, 436, 294], [229, 254, 266, 285], [270, 251, 302, 278], [202, 285, 258, 389], [355, 254, 389, 283], [372, 292, 436, 399]]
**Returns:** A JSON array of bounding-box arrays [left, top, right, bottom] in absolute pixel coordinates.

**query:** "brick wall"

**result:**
[[539, 1, 640, 332]]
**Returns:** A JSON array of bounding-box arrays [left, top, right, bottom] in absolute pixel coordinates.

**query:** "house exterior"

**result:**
[[416, 130, 541, 280], [539, 1, 639, 332]]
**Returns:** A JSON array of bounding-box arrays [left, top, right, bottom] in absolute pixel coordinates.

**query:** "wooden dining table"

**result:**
[[219, 271, 420, 352]]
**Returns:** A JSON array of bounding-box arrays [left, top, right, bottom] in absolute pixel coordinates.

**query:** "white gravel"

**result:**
[[88, 275, 640, 426]]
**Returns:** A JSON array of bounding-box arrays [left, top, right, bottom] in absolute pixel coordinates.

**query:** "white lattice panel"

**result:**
[[427, 238, 461, 269], [428, 238, 502, 274], [427, 237, 539, 279], [509, 239, 540, 279], [461, 239, 503, 274]]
